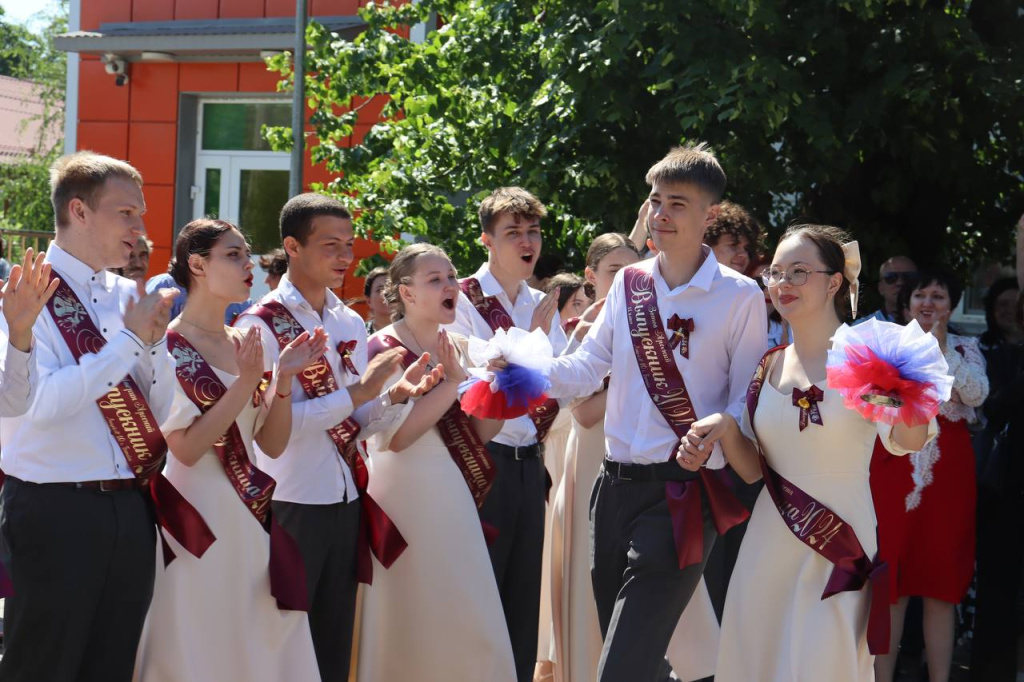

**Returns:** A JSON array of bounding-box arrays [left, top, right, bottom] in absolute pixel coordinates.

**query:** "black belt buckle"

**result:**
[[606, 459, 631, 481], [513, 446, 529, 461]]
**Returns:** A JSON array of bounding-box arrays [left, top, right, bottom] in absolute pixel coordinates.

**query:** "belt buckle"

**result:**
[[99, 480, 119, 493], [611, 460, 631, 481], [513, 446, 526, 461]]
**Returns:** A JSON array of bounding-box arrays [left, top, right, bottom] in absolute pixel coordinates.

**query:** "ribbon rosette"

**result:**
[[826, 318, 952, 426], [460, 328, 554, 420]]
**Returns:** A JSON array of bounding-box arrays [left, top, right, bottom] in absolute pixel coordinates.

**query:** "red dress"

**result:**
[[870, 335, 987, 604]]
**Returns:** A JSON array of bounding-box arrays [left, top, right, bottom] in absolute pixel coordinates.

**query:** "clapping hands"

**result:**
[[0, 248, 61, 352]]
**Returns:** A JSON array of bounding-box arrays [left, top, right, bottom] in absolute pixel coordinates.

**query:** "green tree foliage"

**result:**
[[0, 3, 68, 234], [273, 0, 1024, 276]]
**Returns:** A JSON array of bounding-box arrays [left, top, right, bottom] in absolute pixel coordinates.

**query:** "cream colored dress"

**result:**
[[135, 369, 319, 682], [537, 406, 573, 661], [357, 347, 517, 682], [715, 372, 932, 682]]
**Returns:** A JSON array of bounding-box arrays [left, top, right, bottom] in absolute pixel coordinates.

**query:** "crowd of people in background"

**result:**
[[0, 146, 1020, 682]]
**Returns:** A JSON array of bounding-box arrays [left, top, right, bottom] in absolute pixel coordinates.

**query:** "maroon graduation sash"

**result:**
[[244, 299, 406, 584], [166, 331, 308, 610], [44, 273, 215, 566], [745, 346, 891, 655], [459, 277, 560, 442], [368, 334, 499, 540], [621, 266, 750, 569]]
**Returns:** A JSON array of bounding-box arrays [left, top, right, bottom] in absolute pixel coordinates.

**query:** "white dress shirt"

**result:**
[[0, 331, 37, 418], [545, 248, 767, 468], [445, 263, 568, 448], [235, 275, 408, 505], [0, 243, 176, 483]]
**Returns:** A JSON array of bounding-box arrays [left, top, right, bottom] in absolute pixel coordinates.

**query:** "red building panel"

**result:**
[[265, 0, 292, 16], [312, 0, 360, 14], [179, 63, 240, 92], [238, 63, 283, 93], [78, 121, 129, 160], [219, 0, 264, 19], [78, 60, 130, 122], [174, 0, 219, 20], [128, 63, 180, 122], [81, 0, 131, 31], [128, 122, 178, 185], [141, 183, 176, 254], [132, 0, 174, 22]]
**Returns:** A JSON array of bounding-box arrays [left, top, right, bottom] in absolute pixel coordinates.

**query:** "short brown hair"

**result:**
[[645, 142, 727, 203], [280, 193, 351, 246], [478, 187, 547, 234], [50, 151, 143, 229]]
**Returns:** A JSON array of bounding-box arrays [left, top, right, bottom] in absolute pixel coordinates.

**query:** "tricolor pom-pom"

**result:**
[[461, 327, 555, 420], [460, 363, 550, 420], [826, 319, 952, 426]]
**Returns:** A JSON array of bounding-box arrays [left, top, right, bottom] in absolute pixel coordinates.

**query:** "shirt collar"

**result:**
[[651, 245, 721, 298], [45, 242, 117, 293], [276, 273, 344, 315], [474, 262, 531, 304]]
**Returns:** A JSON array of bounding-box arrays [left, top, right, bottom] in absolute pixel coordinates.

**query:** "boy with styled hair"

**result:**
[[538, 143, 767, 681], [0, 151, 187, 682], [235, 192, 440, 682], [445, 186, 566, 682]]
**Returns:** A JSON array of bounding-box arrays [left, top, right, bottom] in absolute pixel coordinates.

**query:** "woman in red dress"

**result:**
[[874, 269, 988, 682]]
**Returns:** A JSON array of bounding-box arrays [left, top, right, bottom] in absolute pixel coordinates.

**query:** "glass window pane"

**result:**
[[238, 169, 290, 253], [201, 102, 291, 151], [203, 168, 221, 217]]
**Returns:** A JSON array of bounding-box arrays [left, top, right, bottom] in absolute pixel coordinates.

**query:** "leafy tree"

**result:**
[[0, 3, 68, 236], [271, 0, 1024, 281]]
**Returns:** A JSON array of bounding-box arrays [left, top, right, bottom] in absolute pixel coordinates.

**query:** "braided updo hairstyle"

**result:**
[[168, 218, 237, 291], [383, 243, 453, 321]]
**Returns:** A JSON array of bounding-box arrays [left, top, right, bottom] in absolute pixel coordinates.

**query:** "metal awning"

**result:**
[[54, 15, 365, 62]]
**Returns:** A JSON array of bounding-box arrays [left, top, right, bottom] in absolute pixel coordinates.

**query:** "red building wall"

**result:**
[[76, 0, 392, 307]]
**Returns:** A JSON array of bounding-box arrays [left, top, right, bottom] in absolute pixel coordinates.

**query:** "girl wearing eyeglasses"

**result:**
[[681, 224, 935, 682]]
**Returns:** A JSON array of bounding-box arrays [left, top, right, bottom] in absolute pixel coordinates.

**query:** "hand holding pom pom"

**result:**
[[826, 319, 953, 426], [460, 328, 553, 420]]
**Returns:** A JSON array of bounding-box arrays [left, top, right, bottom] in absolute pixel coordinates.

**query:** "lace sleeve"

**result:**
[[950, 336, 989, 408]]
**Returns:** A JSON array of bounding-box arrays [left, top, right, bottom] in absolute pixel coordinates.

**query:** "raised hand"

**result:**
[[0, 248, 61, 352], [530, 287, 559, 336], [627, 200, 651, 251], [278, 327, 328, 381], [392, 351, 445, 402], [124, 279, 177, 344], [435, 331, 467, 384], [349, 346, 405, 407], [234, 326, 265, 391]]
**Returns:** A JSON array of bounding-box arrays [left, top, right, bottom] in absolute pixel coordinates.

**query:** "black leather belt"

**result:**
[[602, 458, 697, 482], [488, 442, 542, 461], [12, 476, 144, 492]]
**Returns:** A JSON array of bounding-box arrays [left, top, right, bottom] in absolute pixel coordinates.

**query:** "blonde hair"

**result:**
[[50, 151, 143, 229], [478, 186, 548, 234], [383, 243, 453, 321]]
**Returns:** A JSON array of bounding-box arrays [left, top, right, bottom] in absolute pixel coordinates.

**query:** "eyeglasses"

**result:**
[[881, 271, 917, 285], [761, 267, 837, 287]]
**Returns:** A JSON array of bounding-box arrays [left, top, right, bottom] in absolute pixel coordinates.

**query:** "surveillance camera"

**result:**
[[115, 73, 129, 87], [103, 55, 127, 76]]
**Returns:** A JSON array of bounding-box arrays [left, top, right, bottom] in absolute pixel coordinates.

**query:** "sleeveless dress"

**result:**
[[356, 336, 517, 682], [135, 368, 319, 682], [715, 352, 935, 682], [538, 406, 572, 662]]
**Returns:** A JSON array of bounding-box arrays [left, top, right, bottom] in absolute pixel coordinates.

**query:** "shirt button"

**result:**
[[108, 382, 113, 387], [152, 380, 157, 385], [102, 328, 107, 333], [93, 298, 98, 303], [134, 352, 140, 357]]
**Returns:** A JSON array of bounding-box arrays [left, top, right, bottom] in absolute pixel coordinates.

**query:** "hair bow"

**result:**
[[842, 241, 862, 319]]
